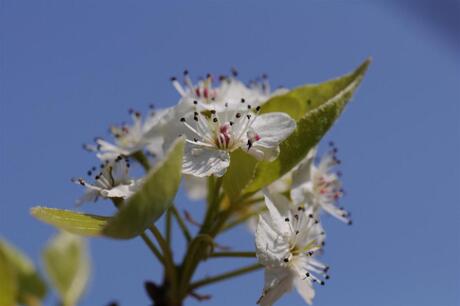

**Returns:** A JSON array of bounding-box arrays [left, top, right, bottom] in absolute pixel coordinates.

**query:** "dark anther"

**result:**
[[236, 113, 241, 118], [193, 100, 198, 105], [295, 230, 300, 235], [348, 220, 353, 226], [194, 138, 198, 142], [256, 106, 261, 111], [309, 214, 314, 218], [241, 98, 245, 103], [246, 114, 251, 119], [306, 272, 310, 277], [170, 76, 177, 81], [284, 218, 290, 222], [320, 281, 325, 286], [247, 104, 252, 109], [183, 69, 189, 75], [325, 275, 330, 280], [194, 117, 198, 121], [210, 110, 216, 114], [229, 121, 234, 126], [180, 117, 186, 122], [283, 258, 289, 263], [213, 118, 218, 123]]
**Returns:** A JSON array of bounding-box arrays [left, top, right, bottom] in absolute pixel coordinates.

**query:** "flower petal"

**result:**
[[258, 267, 295, 306], [182, 146, 230, 177], [252, 112, 296, 148], [100, 183, 135, 199], [294, 277, 315, 305]]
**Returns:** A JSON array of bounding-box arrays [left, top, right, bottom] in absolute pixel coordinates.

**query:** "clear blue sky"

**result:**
[[1, 1, 459, 306]]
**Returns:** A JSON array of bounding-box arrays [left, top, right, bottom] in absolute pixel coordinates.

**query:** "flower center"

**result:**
[[180, 103, 262, 152]]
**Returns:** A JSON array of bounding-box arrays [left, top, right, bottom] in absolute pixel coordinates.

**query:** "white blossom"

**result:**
[[84, 108, 168, 161], [72, 155, 140, 206], [291, 144, 351, 224], [179, 102, 296, 177], [256, 192, 329, 305]]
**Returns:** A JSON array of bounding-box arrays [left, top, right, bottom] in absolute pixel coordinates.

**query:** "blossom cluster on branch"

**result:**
[[23, 59, 370, 306]]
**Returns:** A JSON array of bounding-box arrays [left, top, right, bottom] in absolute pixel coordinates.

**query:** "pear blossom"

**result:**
[[84, 108, 168, 161], [256, 192, 329, 305], [170, 70, 275, 113], [72, 155, 140, 206], [179, 102, 296, 177], [291, 144, 351, 224]]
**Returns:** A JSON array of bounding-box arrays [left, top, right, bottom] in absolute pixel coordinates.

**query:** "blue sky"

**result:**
[[1, 1, 459, 306]]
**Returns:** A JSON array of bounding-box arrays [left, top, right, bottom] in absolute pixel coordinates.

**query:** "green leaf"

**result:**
[[0, 247, 18, 306], [31, 207, 110, 237], [222, 149, 258, 200], [0, 239, 47, 305], [244, 58, 370, 193], [43, 232, 90, 306], [260, 58, 371, 121], [102, 138, 185, 239]]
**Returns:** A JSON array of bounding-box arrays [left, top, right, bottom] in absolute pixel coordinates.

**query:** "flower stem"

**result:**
[[188, 263, 262, 291], [140, 232, 164, 264], [210, 251, 256, 258], [148, 224, 176, 283], [132, 150, 151, 171], [165, 208, 172, 243], [171, 206, 192, 242]]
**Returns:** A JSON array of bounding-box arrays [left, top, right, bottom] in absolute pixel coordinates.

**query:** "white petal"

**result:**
[[291, 147, 317, 189], [184, 174, 208, 200], [182, 146, 230, 177], [290, 182, 314, 206], [262, 191, 292, 234], [75, 189, 99, 206], [247, 145, 280, 161], [100, 183, 134, 198], [258, 267, 295, 306], [294, 277, 315, 305], [255, 215, 290, 266], [252, 112, 296, 148]]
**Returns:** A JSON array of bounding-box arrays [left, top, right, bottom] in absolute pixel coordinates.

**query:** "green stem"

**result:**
[[200, 176, 223, 234], [171, 206, 192, 242], [140, 233, 164, 264], [210, 251, 256, 258], [165, 208, 172, 243], [148, 224, 176, 284], [188, 263, 262, 291], [132, 150, 151, 171]]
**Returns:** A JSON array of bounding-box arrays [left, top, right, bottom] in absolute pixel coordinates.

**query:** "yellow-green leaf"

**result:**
[[260, 58, 371, 121], [31, 207, 110, 237], [43, 232, 90, 306], [0, 247, 18, 306], [244, 58, 371, 193], [102, 138, 185, 239], [0, 239, 47, 305]]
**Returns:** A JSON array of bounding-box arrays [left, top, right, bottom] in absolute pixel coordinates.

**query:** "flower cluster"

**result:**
[[73, 69, 351, 306], [75, 70, 295, 205], [255, 143, 349, 305]]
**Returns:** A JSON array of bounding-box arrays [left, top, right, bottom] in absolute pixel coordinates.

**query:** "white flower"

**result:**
[[72, 156, 140, 206], [256, 192, 329, 306], [171, 70, 272, 112], [291, 144, 351, 224], [179, 103, 296, 177], [84, 108, 168, 161]]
